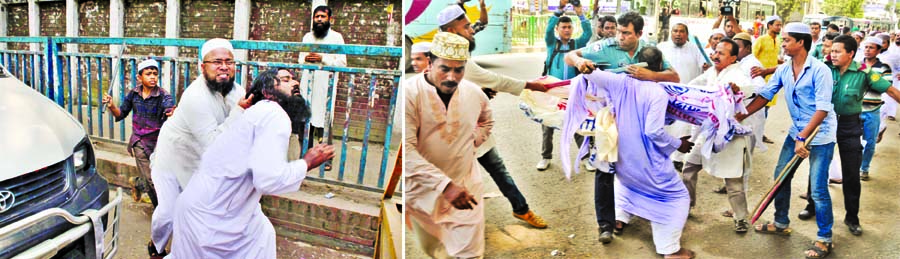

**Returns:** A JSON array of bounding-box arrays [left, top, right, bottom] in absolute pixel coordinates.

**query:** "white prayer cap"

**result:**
[[711, 29, 726, 37], [200, 38, 234, 60], [783, 22, 811, 35], [853, 31, 865, 38], [137, 59, 159, 73], [411, 42, 433, 54], [437, 5, 466, 27], [765, 15, 781, 24], [863, 37, 883, 47]]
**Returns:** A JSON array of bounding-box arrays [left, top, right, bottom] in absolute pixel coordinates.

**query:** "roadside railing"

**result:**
[[0, 37, 401, 192]]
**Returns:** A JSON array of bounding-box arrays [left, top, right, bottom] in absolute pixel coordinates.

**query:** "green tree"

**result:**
[[773, 0, 805, 21], [822, 0, 864, 18]]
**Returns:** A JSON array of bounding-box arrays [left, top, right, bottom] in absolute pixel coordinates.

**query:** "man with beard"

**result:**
[[169, 70, 334, 258], [298, 5, 345, 171], [149, 38, 250, 258], [436, 4, 550, 229], [406, 32, 492, 258]]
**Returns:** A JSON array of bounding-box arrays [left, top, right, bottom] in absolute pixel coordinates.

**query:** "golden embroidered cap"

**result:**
[[430, 32, 470, 61]]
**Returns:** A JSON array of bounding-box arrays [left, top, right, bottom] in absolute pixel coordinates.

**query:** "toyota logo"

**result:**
[[0, 189, 14, 213]]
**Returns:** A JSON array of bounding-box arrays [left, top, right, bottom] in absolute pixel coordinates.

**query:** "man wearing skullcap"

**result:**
[[405, 32, 492, 258], [436, 4, 550, 230], [297, 5, 345, 170], [795, 35, 900, 243], [410, 42, 433, 73], [737, 22, 838, 259], [705, 29, 726, 56], [149, 38, 250, 257], [103, 58, 173, 207]]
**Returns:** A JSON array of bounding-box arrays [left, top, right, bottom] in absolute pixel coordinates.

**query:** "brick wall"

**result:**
[[79, 0, 110, 54], [124, 0, 166, 56], [329, 0, 401, 143], [248, 0, 312, 63], [7, 4, 28, 50], [39, 2, 66, 37]]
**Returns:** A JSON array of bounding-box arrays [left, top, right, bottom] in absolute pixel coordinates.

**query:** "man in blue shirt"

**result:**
[[736, 23, 837, 259], [536, 0, 593, 172]]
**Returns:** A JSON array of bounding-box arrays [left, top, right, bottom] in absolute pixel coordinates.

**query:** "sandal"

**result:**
[[663, 248, 695, 259], [754, 221, 792, 236], [805, 241, 832, 259], [721, 209, 734, 218], [614, 220, 628, 235]]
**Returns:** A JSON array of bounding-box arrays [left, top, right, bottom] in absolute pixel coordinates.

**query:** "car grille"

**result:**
[[0, 160, 68, 215]]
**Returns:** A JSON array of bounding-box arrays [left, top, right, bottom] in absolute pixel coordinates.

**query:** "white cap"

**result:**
[[863, 37, 883, 47], [783, 22, 811, 35], [765, 15, 781, 24], [711, 29, 726, 37], [137, 59, 159, 73], [437, 5, 466, 27], [853, 31, 865, 38], [200, 38, 234, 60], [411, 42, 432, 54]]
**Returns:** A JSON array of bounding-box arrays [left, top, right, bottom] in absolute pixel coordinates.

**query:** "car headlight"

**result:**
[[73, 138, 96, 187]]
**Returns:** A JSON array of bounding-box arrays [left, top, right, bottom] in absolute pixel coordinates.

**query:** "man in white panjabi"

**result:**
[[658, 22, 709, 170], [168, 70, 334, 258], [682, 38, 762, 233], [298, 5, 346, 170], [406, 32, 493, 259], [148, 38, 248, 257]]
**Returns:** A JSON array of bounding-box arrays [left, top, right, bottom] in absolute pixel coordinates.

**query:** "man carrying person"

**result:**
[[406, 32, 492, 259], [149, 38, 250, 257], [168, 70, 333, 258], [538, 0, 593, 172], [565, 11, 680, 244], [736, 23, 837, 259], [577, 47, 696, 259], [103, 59, 174, 206], [436, 4, 549, 229], [298, 5, 346, 171]]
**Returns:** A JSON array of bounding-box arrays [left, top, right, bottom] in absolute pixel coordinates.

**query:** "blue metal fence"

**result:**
[[0, 36, 401, 192]]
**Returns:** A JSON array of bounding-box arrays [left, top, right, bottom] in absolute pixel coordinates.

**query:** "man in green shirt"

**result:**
[[798, 35, 900, 240], [810, 32, 839, 61]]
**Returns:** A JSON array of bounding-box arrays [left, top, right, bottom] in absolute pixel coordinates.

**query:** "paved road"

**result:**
[[405, 52, 900, 258]]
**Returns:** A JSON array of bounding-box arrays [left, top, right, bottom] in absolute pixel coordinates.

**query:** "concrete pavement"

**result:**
[[404, 52, 900, 258]]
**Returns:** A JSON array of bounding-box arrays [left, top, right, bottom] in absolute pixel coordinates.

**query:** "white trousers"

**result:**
[[410, 217, 484, 259], [150, 168, 183, 254], [615, 207, 683, 255]]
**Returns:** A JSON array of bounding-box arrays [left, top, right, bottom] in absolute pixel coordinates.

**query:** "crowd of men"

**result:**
[[405, 1, 900, 258]]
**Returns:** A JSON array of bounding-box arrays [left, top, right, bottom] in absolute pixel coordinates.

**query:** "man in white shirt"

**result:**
[[658, 23, 709, 170], [169, 70, 334, 258], [298, 5, 347, 170], [149, 38, 250, 257]]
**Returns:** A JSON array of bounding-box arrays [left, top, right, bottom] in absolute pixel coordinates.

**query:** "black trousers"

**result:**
[[805, 114, 863, 224], [595, 164, 615, 232]]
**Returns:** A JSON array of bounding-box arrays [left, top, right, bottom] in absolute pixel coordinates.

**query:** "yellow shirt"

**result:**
[[753, 33, 782, 106]]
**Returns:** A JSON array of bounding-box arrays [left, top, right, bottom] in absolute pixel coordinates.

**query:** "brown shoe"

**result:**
[[514, 210, 548, 229], [129, 177, 143, 202]]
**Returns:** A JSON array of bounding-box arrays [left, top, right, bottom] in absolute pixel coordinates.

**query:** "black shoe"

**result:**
[[734, 219, 749, 233], [798, 209, 815, 220], [763, 136, 775, 144], [598, 230, 613, 244], [148, 241, 168, 257], [845, 219, 863, 236], [860, 171, 870, 181]]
